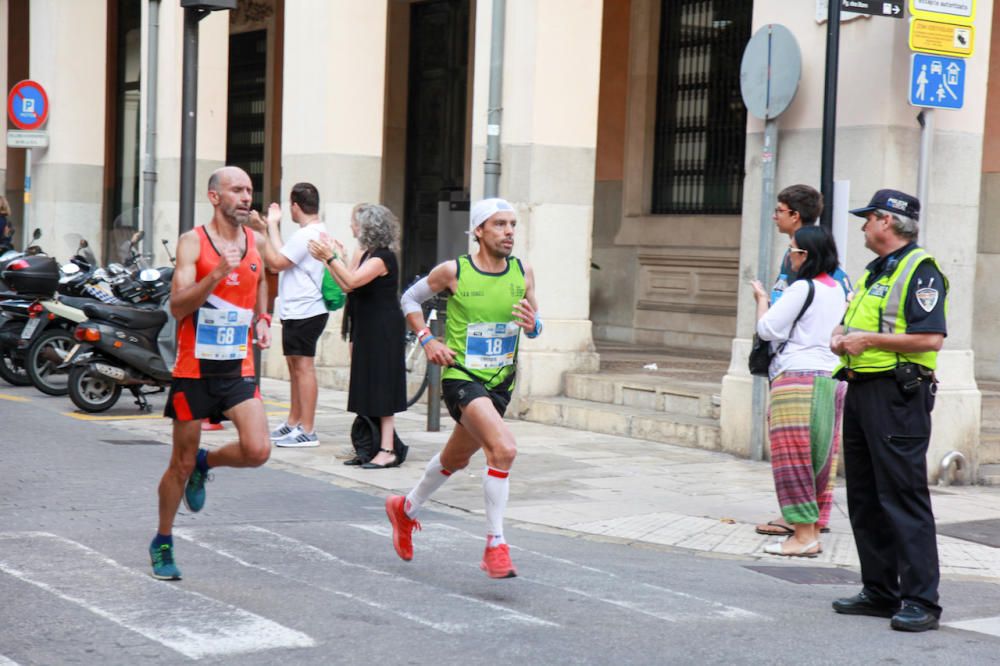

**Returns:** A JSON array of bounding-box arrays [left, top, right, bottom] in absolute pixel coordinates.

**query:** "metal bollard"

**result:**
[[426, 305, 444, 432], [938, 450, 967, 487]]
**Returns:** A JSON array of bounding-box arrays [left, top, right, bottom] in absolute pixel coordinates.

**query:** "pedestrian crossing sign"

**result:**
[[909, 53, 965, 109]]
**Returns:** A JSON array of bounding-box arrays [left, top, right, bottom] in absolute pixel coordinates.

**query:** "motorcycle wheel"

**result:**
[[0, 348, 30, 386], [68, 365, 122, 413], [26, 328, 75, 396]]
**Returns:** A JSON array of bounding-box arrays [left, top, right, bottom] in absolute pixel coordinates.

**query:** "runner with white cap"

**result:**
[[387, 197, 541, 578]]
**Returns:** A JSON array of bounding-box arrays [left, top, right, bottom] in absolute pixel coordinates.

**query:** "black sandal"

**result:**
[[361, 448, 401, 469]]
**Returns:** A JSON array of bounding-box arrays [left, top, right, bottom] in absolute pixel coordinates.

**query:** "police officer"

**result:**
[[829, 189, 947, 632]]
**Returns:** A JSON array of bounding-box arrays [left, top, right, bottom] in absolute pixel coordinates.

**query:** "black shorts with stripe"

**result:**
[[441, 379, 511, 425], [164, 376, 260, 422]]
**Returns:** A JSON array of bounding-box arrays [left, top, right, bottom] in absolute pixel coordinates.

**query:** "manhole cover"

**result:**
[[101, 439, 167, 446], [937, 519, 1000, 548], [745, 566, 861, 585]]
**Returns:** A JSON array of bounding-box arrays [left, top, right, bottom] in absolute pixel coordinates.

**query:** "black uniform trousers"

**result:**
[[842, 375, 941, 616]]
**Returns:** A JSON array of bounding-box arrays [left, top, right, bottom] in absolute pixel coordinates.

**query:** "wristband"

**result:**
[[419, 334, 435, 347], [525, 315, 543, 339], [416, 327, 432, 341], [256, 313, 272, 326], [326, 253, 338, 265]]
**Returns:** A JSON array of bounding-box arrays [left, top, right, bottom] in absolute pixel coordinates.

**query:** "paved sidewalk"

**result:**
[[130, 377, 1000, 581]]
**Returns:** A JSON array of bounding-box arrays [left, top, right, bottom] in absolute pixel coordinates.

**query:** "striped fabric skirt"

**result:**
[[767, 371, 847, 526]]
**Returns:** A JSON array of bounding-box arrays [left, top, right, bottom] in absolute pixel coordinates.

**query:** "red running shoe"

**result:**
[[385, 495, 420, 561], [480, 543, 517, 579]]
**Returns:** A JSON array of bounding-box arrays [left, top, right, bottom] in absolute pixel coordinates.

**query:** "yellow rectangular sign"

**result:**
[[909, 0, 975, 25], [909, 19, 974, 57]]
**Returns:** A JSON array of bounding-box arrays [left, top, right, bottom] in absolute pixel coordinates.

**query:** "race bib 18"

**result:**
[[464, 321, 518, 370], [194, 308, 253, 360]]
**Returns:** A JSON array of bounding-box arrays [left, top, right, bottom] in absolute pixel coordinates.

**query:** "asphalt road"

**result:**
[[2, 383, 1000, 665]]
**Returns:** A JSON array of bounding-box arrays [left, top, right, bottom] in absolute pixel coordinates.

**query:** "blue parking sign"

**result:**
[[909, 53, 965, 110]]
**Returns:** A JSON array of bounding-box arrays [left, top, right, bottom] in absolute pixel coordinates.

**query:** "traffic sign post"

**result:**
[[6, 80, 49, 240], [841, 1, 904, 18], [909, 53, 966, 109]]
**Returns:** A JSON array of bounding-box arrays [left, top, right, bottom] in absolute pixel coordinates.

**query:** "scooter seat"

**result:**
[[83, 302, 168, 329], [58, 295, 99, 310]]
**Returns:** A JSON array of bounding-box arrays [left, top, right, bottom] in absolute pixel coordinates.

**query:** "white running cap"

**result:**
[[469, 198, 514, 234]]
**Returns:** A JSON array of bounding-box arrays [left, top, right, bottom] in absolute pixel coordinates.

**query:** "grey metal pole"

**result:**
[[483, 0, 505, 198], [917, 109, 934, 245], [142, 0, 160, 256], [820, 0, 840, 230], [179, 8, 206, 235], [22, 148, 31, 241], [750, 119, 779, 462], [426, 307, 443, 432]]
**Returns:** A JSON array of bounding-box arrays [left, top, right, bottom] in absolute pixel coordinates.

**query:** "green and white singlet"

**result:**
[[442, 255, 527, 389]]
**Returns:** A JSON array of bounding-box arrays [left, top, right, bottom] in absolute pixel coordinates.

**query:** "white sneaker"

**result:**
[[274, 426, 320, 448], [270, 421, 296, 442]]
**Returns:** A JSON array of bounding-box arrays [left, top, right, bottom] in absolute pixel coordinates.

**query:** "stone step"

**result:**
[[982, 393, 1000, 430], [514, 395, 721, 451], [564, 372, 721, 419], [978, 464, 1000, 486]]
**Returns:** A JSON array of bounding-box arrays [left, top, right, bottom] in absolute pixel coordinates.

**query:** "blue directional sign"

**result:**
[[909, 53, 965, 109]]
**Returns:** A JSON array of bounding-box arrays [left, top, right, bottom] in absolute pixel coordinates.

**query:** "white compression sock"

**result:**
[[483, 467, 510, 548], [404, 453, 452, 518]]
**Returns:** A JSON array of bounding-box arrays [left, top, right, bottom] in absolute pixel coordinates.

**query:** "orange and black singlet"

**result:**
[[173, 225, 262, 379]]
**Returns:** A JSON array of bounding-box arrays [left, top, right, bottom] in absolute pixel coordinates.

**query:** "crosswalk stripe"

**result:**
[[945, 615, 1000, 637], [352, 522, 764, 623], [0, 532, 314, 659], [176, 524, 558, 633], [0, 656, 21, 665]]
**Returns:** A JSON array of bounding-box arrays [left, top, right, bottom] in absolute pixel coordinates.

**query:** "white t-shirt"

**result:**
[[277, 222, 328, 321], [756, 275, 847, 380]]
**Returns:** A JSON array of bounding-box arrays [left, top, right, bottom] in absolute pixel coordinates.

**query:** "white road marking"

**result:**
[[352, 522, 765, 622], [176, 525, 557, 633], [0, 532, 314, 659], [0, 656, 21, 665], [945, 615, 1000, 637]]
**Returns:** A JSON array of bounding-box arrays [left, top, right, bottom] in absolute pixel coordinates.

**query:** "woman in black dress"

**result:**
[[309, 204, 407, 468]]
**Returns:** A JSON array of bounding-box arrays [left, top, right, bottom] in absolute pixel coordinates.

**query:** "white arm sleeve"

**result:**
[[400, 276, 436, 316]]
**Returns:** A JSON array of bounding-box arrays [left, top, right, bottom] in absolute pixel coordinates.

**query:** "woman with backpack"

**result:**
[[749, 225, 849, 557]]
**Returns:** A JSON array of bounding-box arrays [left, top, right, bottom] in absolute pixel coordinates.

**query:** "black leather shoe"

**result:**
[[361, 448, 400, 469], [891, 602, 940, 632], [832, 590, 898, 618], [343, 456, 364, 466]]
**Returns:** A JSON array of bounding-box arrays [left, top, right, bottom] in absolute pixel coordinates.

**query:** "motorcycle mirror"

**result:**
[[31, 229, 41, 240], [139, 268, 161, 282]]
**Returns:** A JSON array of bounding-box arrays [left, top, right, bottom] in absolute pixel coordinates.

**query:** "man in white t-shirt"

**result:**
[[250, 182, 329, 447]]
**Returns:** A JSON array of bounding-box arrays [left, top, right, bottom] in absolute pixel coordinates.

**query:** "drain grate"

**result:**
[[745, 566, 861, 585], [101, 439, 168, 446], [937, 519, 1000, 548]]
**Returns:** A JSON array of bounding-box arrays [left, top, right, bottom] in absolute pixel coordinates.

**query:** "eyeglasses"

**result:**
[[788, 246, 807, 254], [774, 206, 795, 216]]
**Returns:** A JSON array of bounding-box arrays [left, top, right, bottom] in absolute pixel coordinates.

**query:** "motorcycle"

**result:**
[[63, 233, 176, 412]]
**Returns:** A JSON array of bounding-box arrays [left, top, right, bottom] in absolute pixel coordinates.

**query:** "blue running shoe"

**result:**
[[149, 541, 181, 580], [183, 466, 211, 513]]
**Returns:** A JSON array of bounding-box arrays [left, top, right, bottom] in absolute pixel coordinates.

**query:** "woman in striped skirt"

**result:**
[[750, 225, 849, 557]]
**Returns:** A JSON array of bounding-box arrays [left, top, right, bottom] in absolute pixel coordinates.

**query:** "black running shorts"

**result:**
[[164, 376, 260, 422], [442, 378, 511, 425], [281, 312, 329, 357]]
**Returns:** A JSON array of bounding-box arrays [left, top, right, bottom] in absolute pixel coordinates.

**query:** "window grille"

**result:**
[[651, 0, 752, 215]]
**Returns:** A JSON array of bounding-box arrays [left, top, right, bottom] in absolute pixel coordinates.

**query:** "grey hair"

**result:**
[[877, 209, 919, 241], [355, 203, 399, 251]]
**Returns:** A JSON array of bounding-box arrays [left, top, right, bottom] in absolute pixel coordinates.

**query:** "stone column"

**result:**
[[720, 0, 989, 480], [0, 0, 8, 192], [263, 0, 389, 383], [27, 0, 107, 260], [470, 0, 601, 402]]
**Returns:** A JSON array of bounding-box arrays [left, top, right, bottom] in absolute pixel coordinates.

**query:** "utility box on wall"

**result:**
[[437, 190, 470, 264], [180, 0, 237, 9]]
